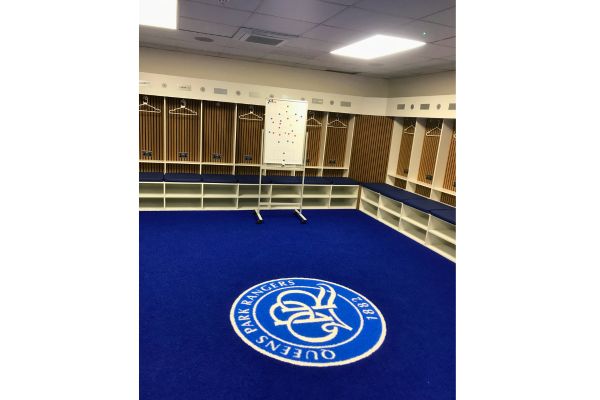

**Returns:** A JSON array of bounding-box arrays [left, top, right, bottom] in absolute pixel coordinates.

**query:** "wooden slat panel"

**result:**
[[304, 169, 319, 177], [443, 120, 456, 191], [440, 193, 456, 207], [266, 170, 291, 176], [139, 162, 163, 173], [166, 98, 201, 162], [236, 104, 264, 164], [417, 118, 443, 183], [236, 166, 260, 176], [395, 117, 416, 176], [415, 185, 431, 197], [139, 95, 164, 161], [306, 111, 324, 166], [322, 169, 344, 177], [166, 164, 200, 174], [324, 113, 350, 167], [202, 101, 235, 163], [394, 178, 407, 189], [348, 115, 394, 183], [203, 165, 233, 174]]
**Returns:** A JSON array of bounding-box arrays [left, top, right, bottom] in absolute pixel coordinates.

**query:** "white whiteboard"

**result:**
[[263, 98, 308, 165]]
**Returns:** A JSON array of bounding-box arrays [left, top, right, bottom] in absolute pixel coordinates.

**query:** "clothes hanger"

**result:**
[[139, 96, 161, 114], [169, 99, 197, 116], [306, 112, 322, 127], [327, 113, 347, 129], [238, 106, 263, 121], [425, 119, 443, 137], [404, 120, 416, 135]]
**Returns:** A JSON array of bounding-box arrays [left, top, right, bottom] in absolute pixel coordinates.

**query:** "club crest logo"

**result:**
[[230, 278, 386, 367]]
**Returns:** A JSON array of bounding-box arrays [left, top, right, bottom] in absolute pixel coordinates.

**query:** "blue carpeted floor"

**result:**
[[140, 210, 455, 400]]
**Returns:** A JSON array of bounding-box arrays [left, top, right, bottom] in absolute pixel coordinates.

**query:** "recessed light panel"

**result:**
[[140, 0, 177, 29], [331, 34, 425, 60]]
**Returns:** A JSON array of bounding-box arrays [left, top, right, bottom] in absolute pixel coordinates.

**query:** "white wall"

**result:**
[[388, 71, 456, 97], [140, 46, 390, 98]]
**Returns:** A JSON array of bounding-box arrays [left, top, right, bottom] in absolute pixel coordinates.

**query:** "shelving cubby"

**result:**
[[329, 197, 357, 209], [165, 183, 202, 197], [302, 185, 331, 198], [203, 198, 237, 210], [331, 185, 359, 198], [203, 183, 238, 198], [139, 197, 164, 210], [165, 198, 202, 210], [139, 182, 164, 198]]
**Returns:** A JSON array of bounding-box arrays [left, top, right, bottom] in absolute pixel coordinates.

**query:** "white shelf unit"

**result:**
[[139, 183, 360, 212], [358, 187, 455, 262]]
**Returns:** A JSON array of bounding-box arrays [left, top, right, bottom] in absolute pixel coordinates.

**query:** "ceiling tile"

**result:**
[[354, 0, 455, 20], [179, 18, 240, 36], [257, 0, 346, 24], [285, 37, 339, 52], [422, 7, 455, 27], [319, 0, 361, 5], [434, 37, 455, 47], [302, 25, 367, 43], [186, 0, 262, 12], [323, 7, 413, 34], [244, 13, 317, 35], [179, 1, 251, 26], [398, 20, 455, 43], [408, 43, 455, 59]]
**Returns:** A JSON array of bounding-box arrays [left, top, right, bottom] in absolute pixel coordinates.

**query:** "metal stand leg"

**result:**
[[254, 209, 263, 224], [294, 209, 307, 224]]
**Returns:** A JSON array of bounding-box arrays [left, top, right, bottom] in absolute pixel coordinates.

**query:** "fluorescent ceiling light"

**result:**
[[330, 34, 425, 60], [140, 0, 178, 29]]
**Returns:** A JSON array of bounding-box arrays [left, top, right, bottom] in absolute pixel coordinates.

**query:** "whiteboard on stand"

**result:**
[[263, 98, 308, 166]]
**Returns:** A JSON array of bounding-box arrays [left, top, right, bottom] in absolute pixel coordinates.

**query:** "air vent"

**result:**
[[236, 28, 296, 47], [214, 88, 227, 95], [249, 91, 261, 98], [246, 35, 284, 46], [420, 104, 430, 110], [312, 98, 323, 104], [397, 104, 405, 110], [340, 101, 351, 107], [449, 103, 456, 110]]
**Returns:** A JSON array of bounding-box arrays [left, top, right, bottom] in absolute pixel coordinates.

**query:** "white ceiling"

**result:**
[[139, 0, 455, 79]]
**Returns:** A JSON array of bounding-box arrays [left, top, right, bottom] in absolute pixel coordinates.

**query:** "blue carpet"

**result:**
[[140, 210, 455, 400]]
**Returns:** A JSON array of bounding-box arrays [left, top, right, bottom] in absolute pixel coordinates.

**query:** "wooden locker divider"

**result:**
[[415, 185, 432, 197], [235, 104, 264, 165], [394, 178, 407, 189], [166, 97, 201, 162], [139, 95, 164, 161], [236, 166, 260, 176], [324, 113, 350, 167], [443, 120, 456, 191], [417, 118, 443, 183], [203, 165, 233, 174], [266, 170, 291, 176], [395, 117, 416, 177], [202, 101, 235, 163], [306, 111, 325, 166], [322, 169, 344, 177], [440, 193, 456, 207], [139, 162, 163, 173], [166, 164, 200, 174], [348, 115, 394, 183]]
